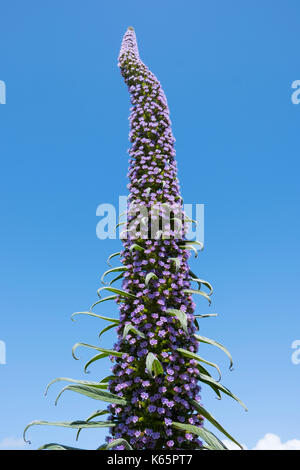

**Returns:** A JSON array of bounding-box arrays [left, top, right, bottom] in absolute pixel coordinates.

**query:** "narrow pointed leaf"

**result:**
[[189, 269, 202, 289], [184, 217, 197, 225], [45, 377, 108, 396], [166, 308, 188, 333], [183, 288, 212, 305], [97, 286, 136, 299], [114, 222, 125, 233], [180, 240, 204, 249], [146, 352, 164, 377], [190, 399, 243, 449], [197, 372, 247, 410], [177, 348, 221, 380], [145, 272, 158, 286], [106, 438, 133, 450], [129, 244, 144, 252], [183, 244, 199, 257], [101, 266, 127, 284], [76, 409, 110, 440], [38, 443, 85, 450], [194, 334, 233, 370], [71, 311, 119, 323], [107, 252, 120, 267], [194, 314, 218, 319], [169, 257, 181, 272], [189, 276, 213, 296], [90, 296, 118, 310], [172, 422, 227, 450], [196, 365, 222, 399], [98, 323, 117, 339], [123, 323, 145, 339], [72, 342, 122, 360], [24, 420, 116, 443], [84, 353, 109, 373], [109, 273, 124, 285], [54, 384, 127, 406]]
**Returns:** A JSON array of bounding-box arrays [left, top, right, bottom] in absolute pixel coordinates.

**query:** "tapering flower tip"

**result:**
[[119, 26, 139, 64]]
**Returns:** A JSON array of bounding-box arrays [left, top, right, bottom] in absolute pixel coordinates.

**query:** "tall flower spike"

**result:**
[[107, 27, 203, 450], [26, 28, 245, 452]]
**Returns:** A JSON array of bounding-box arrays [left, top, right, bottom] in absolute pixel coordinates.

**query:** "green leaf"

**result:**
[[85, 409, 109, 421], [183, 288, 212, 305], [194, 314, 218, 331], [177, 348, 221, 380], [114, 222, 125, 233], [180, 240, 204, 249], [45, 377, 108, 396], [146, 352, 164, 377], [190, 400, 243, 449], [169, 257, 181, 272], [76, 409, 110, 440], [38, 443, 85, 450], [196, 369, 221, 399], [54, 384, 127, 406], [123, 323, 145, 339], [184, 217, 197, 225], [84, 353, 109, 373], [129, 244, 144, 252], [194, 314, 218, 319], [72, 343, 122, 360], [97, 286, 136, 299], [24, 420, 116, 444], [189, 274, 213, 296], [107, 252, 121, 267], [194, 334, 233, 370], [197, 372, 247, 411], [109, 273, 124, 285], [99, 375, 115, 383], [101, 266, 127, 284], [98, 323, 117, 339], [172, 422, 227, 450], [118, 211, 127, 221], [90, 296, 119, 310], [145, 272, 158, 286], [106, 438, 133, 450], [166, 308, 188, 333], [196, 364, 221, 399], [182, 244, 199, 257], [71, 311, 119, 323], [96, 444, 108, 450], [153, 229, 163, 239], [189, 269, 201, 289]]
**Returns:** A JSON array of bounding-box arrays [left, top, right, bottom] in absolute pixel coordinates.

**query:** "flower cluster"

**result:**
[[106, 27, 203, 450]]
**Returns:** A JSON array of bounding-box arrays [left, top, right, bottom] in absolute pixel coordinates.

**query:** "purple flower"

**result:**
[[164, 418, 172, 426]]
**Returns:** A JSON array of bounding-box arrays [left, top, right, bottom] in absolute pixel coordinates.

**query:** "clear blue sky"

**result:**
[[0, 0, 300, 450]]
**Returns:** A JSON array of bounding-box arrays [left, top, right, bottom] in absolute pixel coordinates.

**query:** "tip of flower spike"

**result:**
[[128, 26, 135, 31]]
